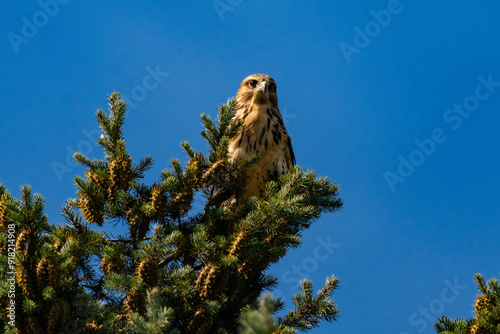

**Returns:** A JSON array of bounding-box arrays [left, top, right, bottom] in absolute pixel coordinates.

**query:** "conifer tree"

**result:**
[[0, 92, 343, 333], [435, 274, 500, 334], [0, 184, 102, 333]]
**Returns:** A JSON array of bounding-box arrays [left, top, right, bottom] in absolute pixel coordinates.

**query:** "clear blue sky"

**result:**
[[2, 1, 500, 333]]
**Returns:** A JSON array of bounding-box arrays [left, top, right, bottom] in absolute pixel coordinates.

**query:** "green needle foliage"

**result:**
[[435, 274, 500, 334], [0, 184, 102, 333], [0, 92, 343, 333], [128, 288, 179, 334], [279, 276, 340, 331], [239, 294, 282, 334]]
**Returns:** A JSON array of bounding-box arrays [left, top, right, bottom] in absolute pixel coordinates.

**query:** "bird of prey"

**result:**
[[228, 74, 296, 199]]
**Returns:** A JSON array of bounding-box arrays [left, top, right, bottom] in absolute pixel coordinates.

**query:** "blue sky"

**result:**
[[2, 1, 500, 333]]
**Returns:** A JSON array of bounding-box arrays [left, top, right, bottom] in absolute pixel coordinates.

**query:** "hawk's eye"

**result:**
[[249, 80, 258, 88], [268, 83, 276, 92]]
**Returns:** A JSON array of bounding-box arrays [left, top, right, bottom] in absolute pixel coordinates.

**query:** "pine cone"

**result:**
[[169, 189, 193, 217], [36, 257, 59, 290], [469, 322, 486, 334], [137, 258, 159, 286], [17, 265, 37, 298], [196, 264, 220, 298], [195, 266, 209, 293], [202, 161, 224, 184], [78, 193, 105, 226], [108, 155, 132, 198], [151, 186, 167, 219], [474, 294, 493, 314], [186, 159, 204, 187], [101, 254, 125, 276], [127, 208, 140, 240], [0, 199, 7, 227], [15, 229, 39, 257], [15, 230, 29, 255], [229, 230, 247, 257], [85, 168, 109, 189], [125, 289, 145, 315]]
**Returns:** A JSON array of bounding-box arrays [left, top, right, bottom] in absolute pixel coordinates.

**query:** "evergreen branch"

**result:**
[[107, 237, 151, 243], [133, 156, 155, 178], [434, 316, 472, 334], [0, 183, 11, 198], [435, 274, 500, 334], [278, 277, 340, 331], [95, 93, 129, 158], [18, 185, 50, 231], [181, 141, 196, 160], [218, 99, 241, 139], [170, 159, 184, 179], [60, 200, 88, 234], [200, 113, 219, 152], [490, 279, 500, 300], [475, 273, 488, 295], [239, 294, 282, 334], [73, 176, 88, 192], [108, 92, 127, 135], [73, 153, 110, 171], [96, 108, 113, 138], [73, 152, 93, 168], [128, 288, 179, 334]]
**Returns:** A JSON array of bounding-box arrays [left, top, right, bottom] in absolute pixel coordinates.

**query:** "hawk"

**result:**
[[229, 74, 296, 199]]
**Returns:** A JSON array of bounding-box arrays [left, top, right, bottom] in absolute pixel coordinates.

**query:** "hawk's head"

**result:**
[[236, 74, 278, 107]]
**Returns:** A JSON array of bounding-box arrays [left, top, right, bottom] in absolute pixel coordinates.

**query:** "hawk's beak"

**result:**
[[259, 82, 267, 93]]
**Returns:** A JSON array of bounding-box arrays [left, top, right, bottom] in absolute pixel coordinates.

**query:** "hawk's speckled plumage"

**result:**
[[229, 74, 295, 199]]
